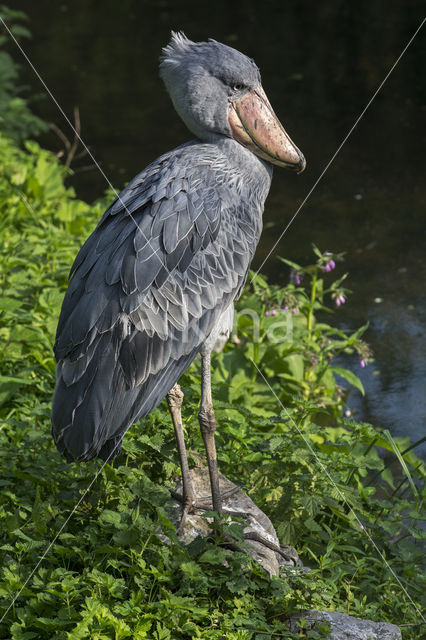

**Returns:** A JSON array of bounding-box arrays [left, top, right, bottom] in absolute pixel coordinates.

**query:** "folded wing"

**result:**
[[52, 144, 257, 461]]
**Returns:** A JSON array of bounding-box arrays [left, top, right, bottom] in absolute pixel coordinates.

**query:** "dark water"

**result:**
[[11, 1, 426, 457]]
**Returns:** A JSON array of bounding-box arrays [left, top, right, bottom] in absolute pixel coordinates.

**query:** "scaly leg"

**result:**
[[167, 383, 196, 530], [198, 352, 222, 516]]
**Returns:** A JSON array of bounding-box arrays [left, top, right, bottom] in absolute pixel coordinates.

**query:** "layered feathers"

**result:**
[[52, 141, 268, 461]]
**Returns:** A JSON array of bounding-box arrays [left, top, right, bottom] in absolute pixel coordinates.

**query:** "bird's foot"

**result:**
[[170, 485, 243, 534], [170, 485, 242, 510], [209, 511, 299, 565], [170, 487, 299, 565], [217, 528, 299, 565], [242, 531, 298, 563]]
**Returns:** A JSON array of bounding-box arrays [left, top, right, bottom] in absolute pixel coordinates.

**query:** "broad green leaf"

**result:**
[[0, 296, 23, 311], [0, 374, 32, 406], [199, 547, 228, 565], [331, 366, 365, 395]]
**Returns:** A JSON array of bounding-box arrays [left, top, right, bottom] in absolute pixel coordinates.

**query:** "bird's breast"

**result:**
[[201, 304, 234, 356]]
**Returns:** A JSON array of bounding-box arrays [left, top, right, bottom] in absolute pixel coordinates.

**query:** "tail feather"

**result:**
[[52, 335, 199, 462]]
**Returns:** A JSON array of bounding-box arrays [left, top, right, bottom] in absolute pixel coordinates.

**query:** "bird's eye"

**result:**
[[232, 83, 245, 92]]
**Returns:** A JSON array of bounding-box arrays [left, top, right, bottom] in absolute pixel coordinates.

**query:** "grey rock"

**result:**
[[170, 466, 301, 576], [288, 610, 402, 640]]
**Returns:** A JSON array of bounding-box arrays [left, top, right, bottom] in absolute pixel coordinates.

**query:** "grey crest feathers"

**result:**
[[160, 31, 260, 83], [160, 31, 193, 65]]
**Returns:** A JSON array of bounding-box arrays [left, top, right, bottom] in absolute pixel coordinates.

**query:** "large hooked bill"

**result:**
[[228, 85, 306, 173]]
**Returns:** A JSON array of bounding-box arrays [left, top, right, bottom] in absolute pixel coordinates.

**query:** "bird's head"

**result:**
[[160, 32, 305, 173]]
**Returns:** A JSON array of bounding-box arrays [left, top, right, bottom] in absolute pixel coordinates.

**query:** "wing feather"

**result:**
[[52, 142, 262, 461]]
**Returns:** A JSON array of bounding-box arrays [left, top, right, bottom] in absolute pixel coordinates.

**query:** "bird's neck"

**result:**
[[209, 134, 273, 201]]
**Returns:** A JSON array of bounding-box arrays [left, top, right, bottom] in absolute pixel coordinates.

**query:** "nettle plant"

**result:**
[[211, 245, 370, 420]]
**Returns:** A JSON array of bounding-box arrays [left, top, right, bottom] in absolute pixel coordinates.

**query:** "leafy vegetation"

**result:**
[[0, 6, 48, 143], [0, 10, 424, 639]]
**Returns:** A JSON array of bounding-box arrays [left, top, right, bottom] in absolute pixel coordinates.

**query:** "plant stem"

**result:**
[[304, 272, 317, 382], [307, 271, 317, 334]]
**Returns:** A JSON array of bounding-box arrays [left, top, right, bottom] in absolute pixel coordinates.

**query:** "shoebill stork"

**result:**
[[52, 32, 305, 525]]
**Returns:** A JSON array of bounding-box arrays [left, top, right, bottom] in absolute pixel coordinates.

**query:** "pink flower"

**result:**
[[290, 269, 304, 285], [321, 253, 336, 273], [335, 294, 346, 307], [359, 358, 367, 368]]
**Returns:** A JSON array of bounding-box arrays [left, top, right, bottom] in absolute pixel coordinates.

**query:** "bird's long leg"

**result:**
[[198, 352, 222, 516], [167, 384, 196, 530]]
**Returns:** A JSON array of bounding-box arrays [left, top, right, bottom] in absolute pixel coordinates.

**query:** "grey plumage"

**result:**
[[52, 32, 304, 468], [52, 139, 269, 461]]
